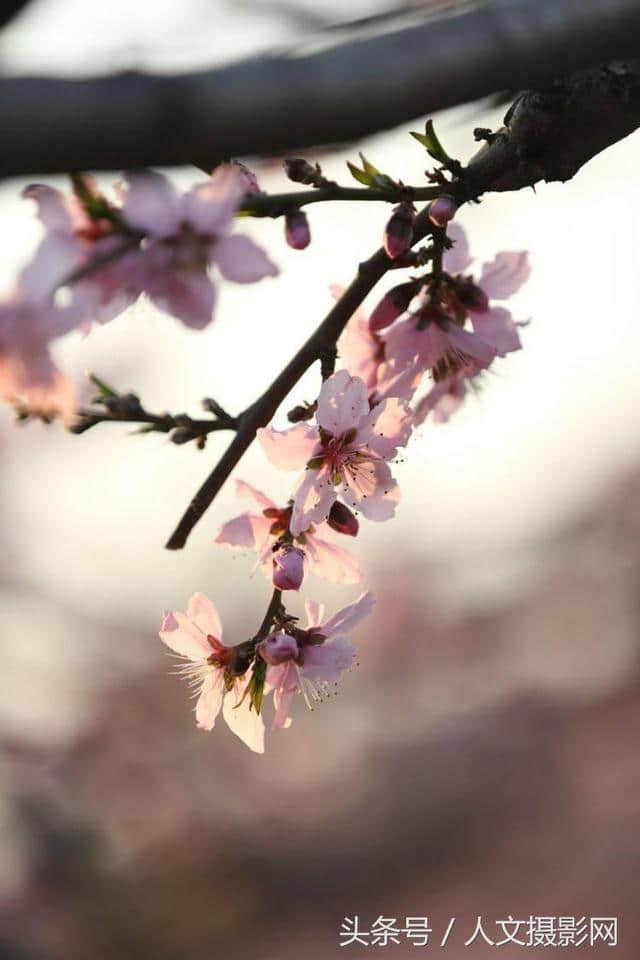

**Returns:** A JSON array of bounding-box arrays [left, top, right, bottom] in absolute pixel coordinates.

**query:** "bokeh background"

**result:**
[[0, 1, 639, 957]]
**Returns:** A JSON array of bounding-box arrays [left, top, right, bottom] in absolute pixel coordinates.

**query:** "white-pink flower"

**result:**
[[262, 591, 375, 729], [159, 592, 264, 753], [122, 165, 278, 329], [257, 370, 412, 536], [214, 479, 361, 585]]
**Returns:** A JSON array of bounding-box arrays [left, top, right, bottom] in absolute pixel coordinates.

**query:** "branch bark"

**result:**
[[3, 0, 640, 177]]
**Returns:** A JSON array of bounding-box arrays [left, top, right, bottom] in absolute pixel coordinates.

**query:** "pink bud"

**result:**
[[285, 210, 311, 250], [258, 631, 299, 666], [383, 202, 415, 259], [272, 545, 305, 591], [327, 501, 359, 537], [369, 281, 417, 332], [428, 194, 457, 227]]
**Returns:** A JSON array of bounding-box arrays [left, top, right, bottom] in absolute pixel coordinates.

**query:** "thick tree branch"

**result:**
[[2, 0, 640, 177]]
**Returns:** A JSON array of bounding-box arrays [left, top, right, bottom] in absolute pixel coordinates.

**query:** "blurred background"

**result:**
[[0, 1, 639, 957]]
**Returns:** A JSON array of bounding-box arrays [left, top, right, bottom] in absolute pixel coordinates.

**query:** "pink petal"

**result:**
[[373, 358, 423, 403], [159, 610, 214, 660], [195, 672, 225, 730], [413, 375, 467, 426], [270, 663, 298, 730], [301, 637, 356, 684], [183, 165, 247, 234], [290, 464, 336, 536], [383, 316, 425, 366], [222, 680, 265, 752], [214, 234, 279, 283], [341, 458, 400, 522], [470, 306, 521, 355], [214, 512, 272, 551], [304, 599, 325, 629], [122, 170, 181, 236], [443, 222, 472, 275], [478, 251, 530, 300], [321, 591, 375, 637], [257, 423, 318, 471], [186, 592, 223, 641], [337, 313, 380, 389], [22, 184, 80, 232], [446, 323, 497, 369], [360, 397, 412, 459], [304, 534, 362, 584], [148, 268, 216, 330], [316, 370, 369, 437], [234, 479, 276, 511]]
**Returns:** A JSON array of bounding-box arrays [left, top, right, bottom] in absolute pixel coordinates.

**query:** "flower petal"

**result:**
[[478, 251, 530, 300], [222, 680, 265, 752], [186, 592, 222, 641], [359, 396, 412, 459], [214, 234, 279, 283], [159, 609, 213, 660], [301, 636, 356, 684], [290, 464, 336, 536], [234, 479, 276, 511], [321, 591, 375, 637], [316, 370, 369, 437], [195, 672, 225, 730], [214, 512, 272, 551], [443, 222, 472, 275], [148, 269, 216, 330], [257, 423, 319, 471], [122, 170, 181, 236], [340, 458, 400, 522], [470, 306, 521, 355], [303, 534, 362, 584], [183, 165, 247, 234], [304, 599, 325, 629]]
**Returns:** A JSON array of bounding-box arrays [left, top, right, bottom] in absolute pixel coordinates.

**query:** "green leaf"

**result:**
[[410, 119, 452, 164], [346, 161, 375, 186], [89, 373, 118, 399]]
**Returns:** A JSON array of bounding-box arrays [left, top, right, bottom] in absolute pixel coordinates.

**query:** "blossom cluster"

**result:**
[[0, 140, 530, 754], [0, 164, 277, 422]]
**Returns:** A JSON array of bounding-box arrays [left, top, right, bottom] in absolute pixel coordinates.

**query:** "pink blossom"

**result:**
[[383, 306, 496, 379], [272, 544, 305, 591], [413, 370, 470, 425], [258, 632, 299, 666], [159, 592, 264, 753], [264, 592, 375, 729], [23, 181, 137, 327], [257, 370, 412, 536], [121, 166, 278, 329], [214, 479, 361, 585]]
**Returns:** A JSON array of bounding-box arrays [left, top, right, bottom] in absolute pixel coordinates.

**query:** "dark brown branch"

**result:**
[[3, 0, 640, 177], [72, 387, 238, 445]]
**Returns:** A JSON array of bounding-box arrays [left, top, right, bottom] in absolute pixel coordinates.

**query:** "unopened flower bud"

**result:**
[[383, 202, 415, 260], [258, 631, 299, 666], [369, 281, 417, 332], [327, 501, 359, 537], [283, 158, 319, 185], [272, 545, 305, 591], [285, 210, 311, 250], [428, 194, 457, 227]]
